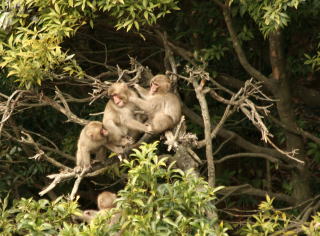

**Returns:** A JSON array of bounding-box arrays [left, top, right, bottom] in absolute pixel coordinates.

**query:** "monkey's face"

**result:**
[[108, 83, 129, 107], [150, 75, 171, 94], [112, 94, 125, 107], [150, 81, 159, 95]]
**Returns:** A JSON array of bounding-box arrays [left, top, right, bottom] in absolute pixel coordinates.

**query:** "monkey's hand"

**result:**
[[120, 136, 134, 146], [133, 83, 140, 89]]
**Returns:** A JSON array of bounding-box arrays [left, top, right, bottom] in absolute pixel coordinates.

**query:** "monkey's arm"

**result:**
[[105, 143, 124, 154], [124, 117, 150, 133], [133, 84, 149, 98], [128, 96, 154, 112]]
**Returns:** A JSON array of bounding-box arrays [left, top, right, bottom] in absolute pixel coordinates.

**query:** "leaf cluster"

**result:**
[[238, 195, 320, 235], [114, 142, 227, 235], [235, 0, 306, 36], [0, 195, 80, 235], [0, 142, 228, 235], [0, 0, 179, 88]]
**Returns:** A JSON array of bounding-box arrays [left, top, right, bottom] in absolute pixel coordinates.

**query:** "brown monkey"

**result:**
[[80, 191, 120, 225], [75, 121, 130, 172], [129, 74, 182, 133], [103, 82, 150, 148], [76, 121, 109, 172], [97, 191, 117, 210]]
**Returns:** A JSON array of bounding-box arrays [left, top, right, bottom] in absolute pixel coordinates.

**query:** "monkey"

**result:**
[[97, 191, 117, 210], [129, 74, 182, 133], [79, 191, 121, 226], [102, 82, 150, 149], [75, 121, 131, 172]]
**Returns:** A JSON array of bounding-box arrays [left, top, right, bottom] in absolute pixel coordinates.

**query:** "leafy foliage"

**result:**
[[0, 142, 228, 235], [235, 0, 306, 36], [0, 195, 80, 235], [0, 0, 179, 88], [115, 142, 226, 235], [239, 195, 320, 235]]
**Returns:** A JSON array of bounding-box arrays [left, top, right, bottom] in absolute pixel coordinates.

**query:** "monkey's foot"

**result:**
[[74, 165, 91, 174]]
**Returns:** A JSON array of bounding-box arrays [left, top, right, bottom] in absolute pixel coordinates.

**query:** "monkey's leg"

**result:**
[[75, 148, 92, 172], [151, 113, 174, 133]]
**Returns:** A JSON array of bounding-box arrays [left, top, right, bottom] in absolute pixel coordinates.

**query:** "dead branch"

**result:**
[[215, 152, 280, 164], [3, 129, 75, 162], [69, 169, 87, 200], [39, 161, 118, 197], [217, 184, 294, 204], [209, 75, 302, 164], [164, 116, 186, 151], [20, 131, 72, 170], [182, 67, 215, 187], [41, 87, 88, 126], [39, 170, 76, 196], [0, 90, 26, 137]]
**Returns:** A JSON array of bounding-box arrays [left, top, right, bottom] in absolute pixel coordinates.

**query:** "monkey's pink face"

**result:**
[[112, 95, 125, 107], [150, 82, 159, 95]]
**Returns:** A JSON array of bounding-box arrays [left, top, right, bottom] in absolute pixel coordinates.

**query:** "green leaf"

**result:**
[[68, 0, 74, 7], [163, 217, 178, 227], [134, 21, 139, 30]]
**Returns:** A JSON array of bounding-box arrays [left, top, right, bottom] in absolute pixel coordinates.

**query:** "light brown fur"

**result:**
[[102, 83, 149, 153], [75, 121, 131, 171], [129, 75, 182, 133]]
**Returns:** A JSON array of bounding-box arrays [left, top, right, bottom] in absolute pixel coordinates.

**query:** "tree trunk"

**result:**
[[269, 30, 311, 203]]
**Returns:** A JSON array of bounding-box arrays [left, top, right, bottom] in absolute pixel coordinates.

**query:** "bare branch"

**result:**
[[20, 131, 71, 170], [0, 90, 26, 137], [220, 3, 275, 90], [215, 152, 280, 164], [41, 89, 88, 126], [218, 184, 294, 204], [39, 171, 76, 196], [183, 67, 215, 187]]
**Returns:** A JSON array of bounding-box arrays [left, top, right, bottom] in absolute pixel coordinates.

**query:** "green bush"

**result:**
[[0, 142, 228, 236]]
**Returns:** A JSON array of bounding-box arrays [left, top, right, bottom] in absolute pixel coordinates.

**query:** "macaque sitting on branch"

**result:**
[[103, 82, 150, 149], [129, 74, 182, 133], [75, 121, 131, 172]]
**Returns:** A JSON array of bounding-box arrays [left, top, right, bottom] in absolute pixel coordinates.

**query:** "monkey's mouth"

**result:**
[[115, 101, 124, 107]]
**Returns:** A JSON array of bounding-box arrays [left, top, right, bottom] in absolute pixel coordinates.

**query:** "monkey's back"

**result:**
[[154, 93, 181, 124]]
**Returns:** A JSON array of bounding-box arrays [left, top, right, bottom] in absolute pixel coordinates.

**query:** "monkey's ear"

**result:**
[[86, 130, 94, 138], [119, 82, 129, 91], [165, 81, 171, 91], [107, 87, 114, 97]]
